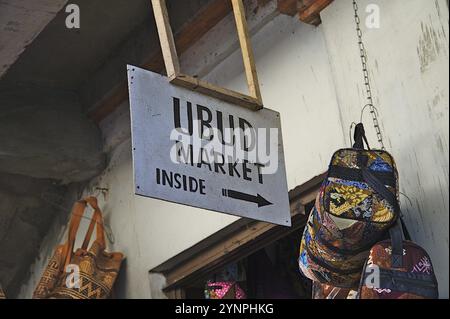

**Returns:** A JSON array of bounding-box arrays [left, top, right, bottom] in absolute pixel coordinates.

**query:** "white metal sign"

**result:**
[[127, 65, 290, 226]]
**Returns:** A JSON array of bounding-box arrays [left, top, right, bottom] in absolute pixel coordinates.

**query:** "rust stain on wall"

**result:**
[[417, 18, 446, 73], [427, 89, 446, 123]]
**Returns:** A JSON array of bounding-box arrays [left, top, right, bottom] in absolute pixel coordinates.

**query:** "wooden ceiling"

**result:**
[[279, 0, 334, 25], [88, 0, 334, 124]]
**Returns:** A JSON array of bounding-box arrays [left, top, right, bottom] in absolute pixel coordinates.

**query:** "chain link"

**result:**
[[353, 0, 385, 150]]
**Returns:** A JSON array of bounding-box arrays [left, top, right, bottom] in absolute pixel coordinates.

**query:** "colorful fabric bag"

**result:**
[[205, 281, 247, 299], [33, 197, 123, 299], [299, 123, 400, 288], [358, 221, 438, 299], [311, 281, 356, 299]]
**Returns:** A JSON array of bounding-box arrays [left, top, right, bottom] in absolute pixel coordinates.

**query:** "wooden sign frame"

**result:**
[[151, 0, 263, 111]]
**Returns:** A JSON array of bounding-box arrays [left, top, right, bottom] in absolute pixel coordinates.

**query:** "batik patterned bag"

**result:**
[[358, 222, 438, 299], [311, 281, 356, 299], [299, 123, 400, 288], [205, 281, 247, 299]]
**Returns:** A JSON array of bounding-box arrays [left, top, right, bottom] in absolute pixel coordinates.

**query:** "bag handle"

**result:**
[[81, 197, 106, 250], [389, 219, 404, 268], [361, 168, 405, 268], [352, 123, 370, 150], [63, 197, 106, 270]]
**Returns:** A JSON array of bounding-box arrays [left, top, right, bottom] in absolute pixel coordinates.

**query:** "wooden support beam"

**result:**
[[151, 0, 263, 111], [298, 0, 333, 25], [277, 0, 299, 16], [151, 0, 180, 79], [231, 0, 263, 103], [278, 0, 333, 26], [171, 74, 262, 111]]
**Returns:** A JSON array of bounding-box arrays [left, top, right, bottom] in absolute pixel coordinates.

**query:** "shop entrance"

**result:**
[[150, 173, 326, 299], [182, 230, 312, 299]]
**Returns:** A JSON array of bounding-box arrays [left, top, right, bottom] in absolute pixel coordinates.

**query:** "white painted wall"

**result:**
[[19, 0, 449, 299], [321, 0, 449, 298]]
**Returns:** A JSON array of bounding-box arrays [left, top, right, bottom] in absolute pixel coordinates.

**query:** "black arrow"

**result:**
[[222, 189, 272, 207]]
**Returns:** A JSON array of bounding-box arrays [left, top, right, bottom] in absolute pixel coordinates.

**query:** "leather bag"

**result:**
[[33, 197, 123, 299]]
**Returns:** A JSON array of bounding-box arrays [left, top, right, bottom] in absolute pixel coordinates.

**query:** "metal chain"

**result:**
[[353, 0, 385, 150]]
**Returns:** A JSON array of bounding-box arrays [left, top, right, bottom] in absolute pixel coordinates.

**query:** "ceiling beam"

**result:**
[[298, 0, 333, 25], [88, 0, 232, 124], [88, 0, 334, 124], [277, 0, 333, 26], [277, 0, 298, 16]]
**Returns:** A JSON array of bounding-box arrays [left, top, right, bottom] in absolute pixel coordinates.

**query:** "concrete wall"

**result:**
[[19, 0, 449, 298], [0, 0, 67, 79], [321, 0, 449, 298]]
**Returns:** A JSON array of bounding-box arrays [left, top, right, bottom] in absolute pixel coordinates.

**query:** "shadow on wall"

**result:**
[[0, 86, 105, 297]]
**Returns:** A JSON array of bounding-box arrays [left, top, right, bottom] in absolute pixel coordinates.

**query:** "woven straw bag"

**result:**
[[33, 197, 123, 299]]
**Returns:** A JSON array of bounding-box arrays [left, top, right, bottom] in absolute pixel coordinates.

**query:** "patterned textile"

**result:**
[[299, 149, 399, 288], [359, 240, 438, 299], [312, 281, 356, 299], [299, 204, 368, 288], [33, 197, 124, 299], [48, 241, 122, 299], [205, 281, 246, 299], [32, 245, 67, 298]]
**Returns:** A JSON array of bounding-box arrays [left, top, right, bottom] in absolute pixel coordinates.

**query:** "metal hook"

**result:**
[[360, 103, 379, 123], [399, 192, 413, 208], [40, 190, 115, 244], [94, 187, 109, 201]]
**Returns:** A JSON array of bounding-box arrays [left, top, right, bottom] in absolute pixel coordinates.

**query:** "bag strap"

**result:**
[[63, 197, 106, 270], [361, 167, 400, 213], [398, 215, 411, 241], [352, 123, 405, 268], [81, 197, 106, 250], [352, 123, 370, 150], [389, 219, 404, 268], [361, 164, 404, 269], [63, 200, 85, 269], [327, 287, 342, 299]]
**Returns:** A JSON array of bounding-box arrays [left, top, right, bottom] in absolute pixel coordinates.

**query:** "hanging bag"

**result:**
[[299, 123, 400, 288], [311, 282, 355, 299], [358, 220, 439, 299], [33, 197, 123, 299]]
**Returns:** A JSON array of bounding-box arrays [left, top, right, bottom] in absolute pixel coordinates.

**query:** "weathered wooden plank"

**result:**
[[231, 0, 263, 102], [170, 74, 263, 111], [278, 0, 333, 25], [151, 0, 180, 78], [277, 0, 298, 16], [298, 0, 333, 25]]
